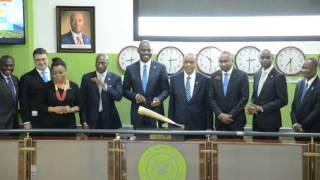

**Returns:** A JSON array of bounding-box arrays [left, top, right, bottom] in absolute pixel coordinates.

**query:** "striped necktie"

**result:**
[[185, 76, 191, 101]]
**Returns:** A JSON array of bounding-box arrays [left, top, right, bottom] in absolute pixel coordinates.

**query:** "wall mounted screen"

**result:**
[[0, 0, 25, 44], [133, 0, 320, 41]]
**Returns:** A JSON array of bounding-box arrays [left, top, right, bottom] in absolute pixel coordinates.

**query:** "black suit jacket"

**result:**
[[123, 61, 169, 128], [168, 72, 212, 130], [0, 74, 19, 129], [251, 68, 288, 131], [208, 68, 249, 130], [19, 69, 47, 128], [80, 71, 122, 129], [291, 77, 320, 132]]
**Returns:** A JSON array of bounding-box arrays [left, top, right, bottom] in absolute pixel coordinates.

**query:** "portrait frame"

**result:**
[[56, 6, 95, 53]]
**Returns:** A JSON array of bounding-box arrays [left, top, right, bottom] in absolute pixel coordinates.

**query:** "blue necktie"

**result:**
[[41, 71, 48, 82], [223, 73, 229, 96], [300, 82, 308, 102], [6, 77, 16, 100], [185, 76, 191, 101], [142, 65, 148, 93]]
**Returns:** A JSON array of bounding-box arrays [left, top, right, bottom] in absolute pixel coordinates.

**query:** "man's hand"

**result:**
[[82, 122, 90, 129], [247, 104, 257, 114], [151, 97, 161, 107], [135, 94, 146, 104], [24, 123, 32, 129], [293, 123, 303, 132], [219, 113, 233, 124], [247, 104, 263, 114], [91, 77, 105, 89]]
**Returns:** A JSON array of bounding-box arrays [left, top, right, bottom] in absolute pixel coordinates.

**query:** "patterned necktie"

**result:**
[[142, 65, 148, 93], [6, 76, 16, 100], [223, 73, 229, 96], [76, 36, 83, 44], [98, 74, 104, 112], [41, 71, 48, 83], [185, 76, 191, 101], [300, 82, 308, 102]]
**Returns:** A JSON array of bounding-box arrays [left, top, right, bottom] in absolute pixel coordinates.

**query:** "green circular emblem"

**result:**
[[138, 144, 187, 180]]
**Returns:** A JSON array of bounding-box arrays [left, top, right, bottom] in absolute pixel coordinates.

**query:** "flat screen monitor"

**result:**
[[0, 0, 25, 44]]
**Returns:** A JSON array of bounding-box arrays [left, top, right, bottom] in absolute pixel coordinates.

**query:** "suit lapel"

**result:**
[[300, 77, 319, 107], [191, 73, 200, 101], [254, 70, 262, 96], [226, 70, 237, 96], [91, 72, 100, 95], [215, 70, 224, 96], [32, 69, 46, 84], [0, 75, 10, 97], [259, 68, 275, 97], [145, 61, 157, 94], [178, 73, 188, 103], [133, 62, 144, 93]]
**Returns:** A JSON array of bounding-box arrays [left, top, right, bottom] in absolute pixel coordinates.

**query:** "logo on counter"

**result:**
[[138, 144, 187, 180]]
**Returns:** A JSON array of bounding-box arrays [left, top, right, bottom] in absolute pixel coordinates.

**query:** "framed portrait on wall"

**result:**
[[56, 6, 95, 53]]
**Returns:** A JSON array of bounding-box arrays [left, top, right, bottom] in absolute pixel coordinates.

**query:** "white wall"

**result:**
[[34, 0, 320, 55]]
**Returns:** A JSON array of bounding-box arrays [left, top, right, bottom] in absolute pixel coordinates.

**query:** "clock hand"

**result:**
[[126, 57, 134, 64], [286, 58, 293, 66]]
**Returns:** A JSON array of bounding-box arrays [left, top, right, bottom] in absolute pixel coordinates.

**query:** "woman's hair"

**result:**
[[51, 57, 66, 70]]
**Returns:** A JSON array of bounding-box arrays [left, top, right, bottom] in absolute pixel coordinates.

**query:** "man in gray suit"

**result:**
[[0, 55, 19, 129], [123, 40, 169, 129]]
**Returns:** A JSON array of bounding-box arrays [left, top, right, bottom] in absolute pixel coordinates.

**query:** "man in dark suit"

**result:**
[[0, 55, 19, 129], [248, 49, 288, 137], [291, 58, 320, 134], [123, 40, 169, 129], [20, 48, 51, 129], [208, 51, 249, 132], [168, 53, 212, 131], [61, 11, 91, 45], [80, 54, 122, 134]]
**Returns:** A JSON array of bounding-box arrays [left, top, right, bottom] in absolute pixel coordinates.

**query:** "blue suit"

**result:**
[[168, 72, 212, 130], [80, 71, 122, 129], [123, 61, 169, 129], [61, 31, 91, 44]]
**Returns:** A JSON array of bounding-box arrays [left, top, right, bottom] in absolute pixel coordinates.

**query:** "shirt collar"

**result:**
[[0, 72, 10, 79], [71, 30, 83, 37], [222, 66, 233, 75], [140, 60, 151, 69], [36, 67, 50, 75], [306, 75, 318, 87], [96, 70, 107, 77], [262, 65, 273, 74], [184, 70, 196, 80]]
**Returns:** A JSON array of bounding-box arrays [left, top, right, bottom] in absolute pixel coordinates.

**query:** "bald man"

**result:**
[[248, 49, 288, 137], [61, 11, 91, 45], [123, 40, 169, 129], [80, 54, 122, 134], [168, 53, 212, 131], [291, 58, 320, 133], [208, 51, 249, 132]]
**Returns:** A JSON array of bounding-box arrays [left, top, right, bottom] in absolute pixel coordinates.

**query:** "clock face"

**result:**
[[157, 46, 184, 75], [196, 46, 222, 75], [235, 46, 261, 75], [275, 46, 305, 76], [118, 46, 140, 71]]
